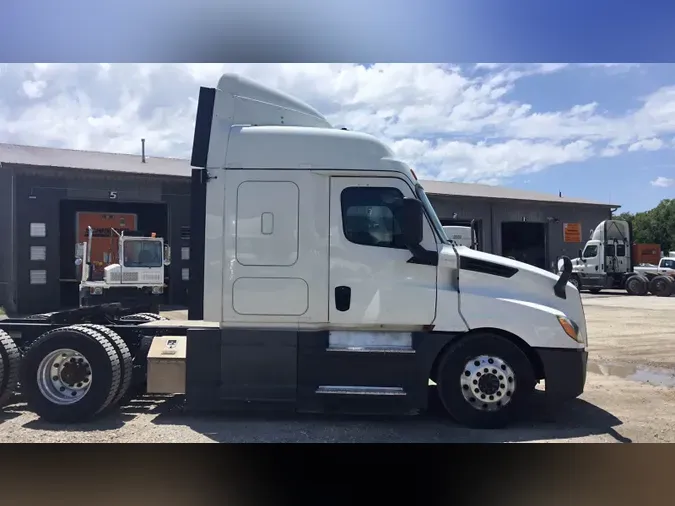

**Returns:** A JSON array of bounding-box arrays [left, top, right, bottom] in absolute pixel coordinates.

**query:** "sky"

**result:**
[[0, 63, 673, 213]]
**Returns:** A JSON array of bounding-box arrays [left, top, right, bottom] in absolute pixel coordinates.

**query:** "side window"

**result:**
[[582, 245, 598, 258], [616, 244, 626, 257], [662, 259, 675, 269], [340, 186, 407, 249], [605, 244, 615, 257]]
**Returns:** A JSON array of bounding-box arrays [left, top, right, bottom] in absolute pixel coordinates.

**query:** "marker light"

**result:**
[[557, 316, 581, 342]]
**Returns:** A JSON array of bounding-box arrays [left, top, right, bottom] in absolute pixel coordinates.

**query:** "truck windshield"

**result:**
[[123, 240, 163, 268], [415, 183, 449, 244]]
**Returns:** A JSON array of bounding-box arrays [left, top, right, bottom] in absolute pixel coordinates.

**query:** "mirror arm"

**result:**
[[406, 243, 439, 266]]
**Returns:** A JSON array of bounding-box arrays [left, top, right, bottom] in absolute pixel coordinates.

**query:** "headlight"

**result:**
[[152, 286, 163, 294], [557, 315, 581, 342], [89, 287, 103, 295]]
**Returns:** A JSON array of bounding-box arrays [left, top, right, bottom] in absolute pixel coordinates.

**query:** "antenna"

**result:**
[[141, 138, 146, 163]]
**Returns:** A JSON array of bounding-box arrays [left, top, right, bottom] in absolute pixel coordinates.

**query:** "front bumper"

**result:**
[[535, 347, 588, 401]]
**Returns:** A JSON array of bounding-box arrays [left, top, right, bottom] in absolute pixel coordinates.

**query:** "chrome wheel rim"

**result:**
[[460, 355, 516, 411], [37, 348, 93, 405]]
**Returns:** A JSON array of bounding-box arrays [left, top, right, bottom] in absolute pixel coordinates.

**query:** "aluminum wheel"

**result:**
[[460, 354, 516, 411], [37, 348, 93, 405]]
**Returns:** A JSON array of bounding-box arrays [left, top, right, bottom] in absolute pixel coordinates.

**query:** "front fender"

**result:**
[[459, 292, 582, 349]]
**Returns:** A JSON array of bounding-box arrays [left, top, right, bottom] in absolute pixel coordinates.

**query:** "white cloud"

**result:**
[[628, 138, 664, 152], [0, 62, 671, 186], [650, 176, 674, 188]]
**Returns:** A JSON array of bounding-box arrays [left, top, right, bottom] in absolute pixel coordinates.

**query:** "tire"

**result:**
[[74, 325, 133, 409], [569, 275, 581, 290], [649, 276, 673, 297], [120, 313, 167, 322], [0, 330, 20, 407], [589, 288, 602, 294], [20, 326, 121, 423], [625, 275, 649, 296], [436, 332, 536, 429]]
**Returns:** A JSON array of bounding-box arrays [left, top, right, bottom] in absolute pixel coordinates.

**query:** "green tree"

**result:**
[[613, 199, 674, 253]]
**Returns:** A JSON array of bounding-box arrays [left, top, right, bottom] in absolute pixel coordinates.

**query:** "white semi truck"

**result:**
[[0, 74, 587, 429], [77, 226, 172, 314], [562, 219, 674, 297], [442, 223, 479, 249]]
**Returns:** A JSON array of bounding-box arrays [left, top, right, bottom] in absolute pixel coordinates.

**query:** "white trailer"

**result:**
[[0, 74, 588, 430]]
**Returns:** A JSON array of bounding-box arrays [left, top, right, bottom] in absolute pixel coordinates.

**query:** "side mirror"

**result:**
[[163, 244, 172, 266], [400, 198, 424, 247]]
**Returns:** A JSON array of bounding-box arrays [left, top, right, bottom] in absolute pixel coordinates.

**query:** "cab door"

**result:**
[[328, 176, 438, 328]]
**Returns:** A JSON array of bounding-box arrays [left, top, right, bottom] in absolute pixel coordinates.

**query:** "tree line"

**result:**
[[614, 198, 674, 254]]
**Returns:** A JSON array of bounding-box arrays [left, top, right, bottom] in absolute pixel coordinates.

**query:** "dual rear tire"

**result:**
[[20, 325, 133, 423]]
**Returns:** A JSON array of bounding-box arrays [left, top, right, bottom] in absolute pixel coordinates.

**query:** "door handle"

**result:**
[[335, 286, 351, 312]]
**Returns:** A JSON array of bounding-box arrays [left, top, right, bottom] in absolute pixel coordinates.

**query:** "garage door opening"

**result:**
[[59, 200, 168, 309], [501, 221, 547, 269]]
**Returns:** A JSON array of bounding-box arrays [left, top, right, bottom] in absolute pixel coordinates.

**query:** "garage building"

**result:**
[[0, 143, 619, 315]]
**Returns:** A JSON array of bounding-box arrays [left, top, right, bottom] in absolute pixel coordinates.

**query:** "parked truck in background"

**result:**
[[76, 225, 171, 314], [442, 222, 479, 249], [0, 73, 588, 430], [562, 219, 674, 297]]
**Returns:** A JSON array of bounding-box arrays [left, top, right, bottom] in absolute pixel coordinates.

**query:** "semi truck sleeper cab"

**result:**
[[0, 73, 587, 430]]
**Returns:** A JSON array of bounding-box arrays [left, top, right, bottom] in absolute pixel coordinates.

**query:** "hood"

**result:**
[[454, 246, 587, 343]]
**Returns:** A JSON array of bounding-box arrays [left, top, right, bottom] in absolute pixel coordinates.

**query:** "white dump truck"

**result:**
[[563, 219, 674, 297], [0, 74, 587, 429]]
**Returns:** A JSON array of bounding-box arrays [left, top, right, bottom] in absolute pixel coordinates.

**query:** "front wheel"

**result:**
[[569, 275, 581, 290], [436, 333, 536, 429]]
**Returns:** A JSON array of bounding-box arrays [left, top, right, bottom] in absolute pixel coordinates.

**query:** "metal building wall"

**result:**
[[430, 194, 612, 270], [10, 165, 191, 315]]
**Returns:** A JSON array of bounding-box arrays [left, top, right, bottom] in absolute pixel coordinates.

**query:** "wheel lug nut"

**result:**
[[492, 369, 497, 374], [488, 358, 494, 364], [52, 376, 58, 381], [480, 394, 486, 399], [474, 361, 480, 366], [500, 383, 506, 389], [501, 364, 506, 370], [496, 391, 502, 396], [483, 368, 488, 373], [464, 371, 470, 377], [474, 388, 479, 393], [489, 395, 494, 400], [71, 391, 77, 396], [59, 387, 65, 392]]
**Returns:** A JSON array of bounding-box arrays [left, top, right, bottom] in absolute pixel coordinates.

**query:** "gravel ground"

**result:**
[[1, 293, 674, 443]]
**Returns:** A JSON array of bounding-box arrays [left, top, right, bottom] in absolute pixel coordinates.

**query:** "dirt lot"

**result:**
[[1, 293, 674, 443]]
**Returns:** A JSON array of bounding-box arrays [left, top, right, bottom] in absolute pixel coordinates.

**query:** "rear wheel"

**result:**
[[0, 330, 20, 407], [436, 333, 536, 429], [75, 325, 133, 408], [625, 275, 649, 296], [649, 276, 673, 297], [20, 326, 121, 423]]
